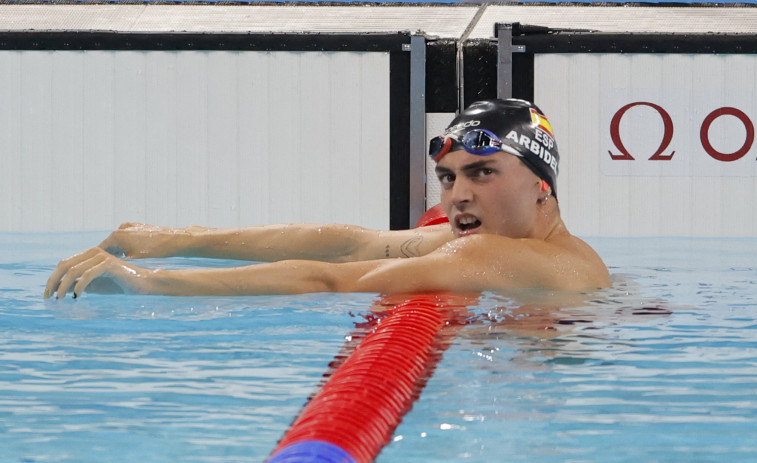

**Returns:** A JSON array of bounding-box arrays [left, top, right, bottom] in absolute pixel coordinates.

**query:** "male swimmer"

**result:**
[[45, 99, 609, 299]]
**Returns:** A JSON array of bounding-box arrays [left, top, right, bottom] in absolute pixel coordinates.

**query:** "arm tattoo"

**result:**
[[400, 235, 424, 257]]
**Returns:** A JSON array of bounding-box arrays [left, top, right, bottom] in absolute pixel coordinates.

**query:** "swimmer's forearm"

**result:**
[[102, 223, 369, 262], [145, 260, 374, 296], [49, 247, 371, 298], [172, 224, 452, 262], [102, 222, 452, 263], [181, 224, 372, 262], [143, 255, 464, 296]]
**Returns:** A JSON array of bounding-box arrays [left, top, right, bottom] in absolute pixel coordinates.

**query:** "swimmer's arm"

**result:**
[[100, 222, 454, 262], [146, 246, 484, 296], [336, 234, 609, 293], [50, 240, 486, 298], [50, 235, 595, 298]]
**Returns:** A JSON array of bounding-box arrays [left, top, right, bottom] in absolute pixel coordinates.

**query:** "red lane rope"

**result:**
[[270, 296, 470, 463], [269, 206, 457, 462], [413, 204, 448, 228]]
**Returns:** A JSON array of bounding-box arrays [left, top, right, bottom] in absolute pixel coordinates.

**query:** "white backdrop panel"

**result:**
[[535, 53, 757, 237], [0, 50, 390, 232]]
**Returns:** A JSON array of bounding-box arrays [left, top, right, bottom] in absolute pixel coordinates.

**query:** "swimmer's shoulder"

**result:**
[[551, 234, 611, 289], [439, 232, 610, 290]]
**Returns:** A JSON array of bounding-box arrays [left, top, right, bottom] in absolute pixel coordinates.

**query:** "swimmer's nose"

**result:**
[[448, 177, 474, 209]]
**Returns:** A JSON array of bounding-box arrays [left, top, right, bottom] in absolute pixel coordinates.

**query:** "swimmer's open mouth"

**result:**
[[456, 215, 481, 232]]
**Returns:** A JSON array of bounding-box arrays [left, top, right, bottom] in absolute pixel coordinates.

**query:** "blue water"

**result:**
[[1, 233, 756, 462]]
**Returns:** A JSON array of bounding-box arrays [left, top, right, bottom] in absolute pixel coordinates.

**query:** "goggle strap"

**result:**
[[431, 137, 454, 162]]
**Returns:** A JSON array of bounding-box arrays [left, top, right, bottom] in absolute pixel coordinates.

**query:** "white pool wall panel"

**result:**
[[0, 50, 390, 232], [535, 53, 757, 237]]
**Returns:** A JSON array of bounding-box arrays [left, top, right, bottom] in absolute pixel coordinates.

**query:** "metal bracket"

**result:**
[[408, 34, 426, 226], [496, 23, 515, 99]]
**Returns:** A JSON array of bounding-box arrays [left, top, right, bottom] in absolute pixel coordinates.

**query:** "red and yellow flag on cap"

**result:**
[[530, 108, 554, 137]]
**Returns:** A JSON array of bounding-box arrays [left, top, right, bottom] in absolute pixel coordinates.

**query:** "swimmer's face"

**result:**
[[435, 149, 544, 239]]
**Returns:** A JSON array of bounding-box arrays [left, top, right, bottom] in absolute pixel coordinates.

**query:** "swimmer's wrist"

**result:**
[[178, 225, 236, 258], [145, 268, 185, 296], [173, 225, 209, 256]]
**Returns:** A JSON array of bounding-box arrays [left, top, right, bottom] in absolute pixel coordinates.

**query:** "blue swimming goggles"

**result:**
[[428, 129, 506, 161]]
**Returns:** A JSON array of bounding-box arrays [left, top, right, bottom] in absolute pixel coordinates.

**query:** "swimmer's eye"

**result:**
[[437, 173, 455, 186], [469, 167, 495, 181]]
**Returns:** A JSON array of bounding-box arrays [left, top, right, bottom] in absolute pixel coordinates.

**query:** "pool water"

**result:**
[[1, 233, 756, 462]]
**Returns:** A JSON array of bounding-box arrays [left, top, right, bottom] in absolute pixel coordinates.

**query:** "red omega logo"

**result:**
[[609, 102, 755, 162]]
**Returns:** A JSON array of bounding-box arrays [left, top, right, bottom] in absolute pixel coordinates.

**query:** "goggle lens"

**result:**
[[429, 129, 503, 160], [461, 129, 501, 155]]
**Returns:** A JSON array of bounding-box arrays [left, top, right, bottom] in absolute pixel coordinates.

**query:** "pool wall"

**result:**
[[1, 3, 756, 236]]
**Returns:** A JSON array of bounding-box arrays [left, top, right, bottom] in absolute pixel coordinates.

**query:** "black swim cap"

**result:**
[[442, 99, 559, 197]]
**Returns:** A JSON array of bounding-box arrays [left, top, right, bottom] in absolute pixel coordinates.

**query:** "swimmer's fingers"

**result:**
[[45, 248, 103, 299], [72, 259, 116, 298], [51, 249, 149, 299], [54, 251, 109, 299]]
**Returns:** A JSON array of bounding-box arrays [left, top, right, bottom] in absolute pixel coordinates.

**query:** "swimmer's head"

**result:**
[[429, 98, 560, 197]]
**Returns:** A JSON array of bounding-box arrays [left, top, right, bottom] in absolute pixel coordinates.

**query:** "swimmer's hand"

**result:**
[[45, 247, 154, 299], [99, 222, 203, 259]]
